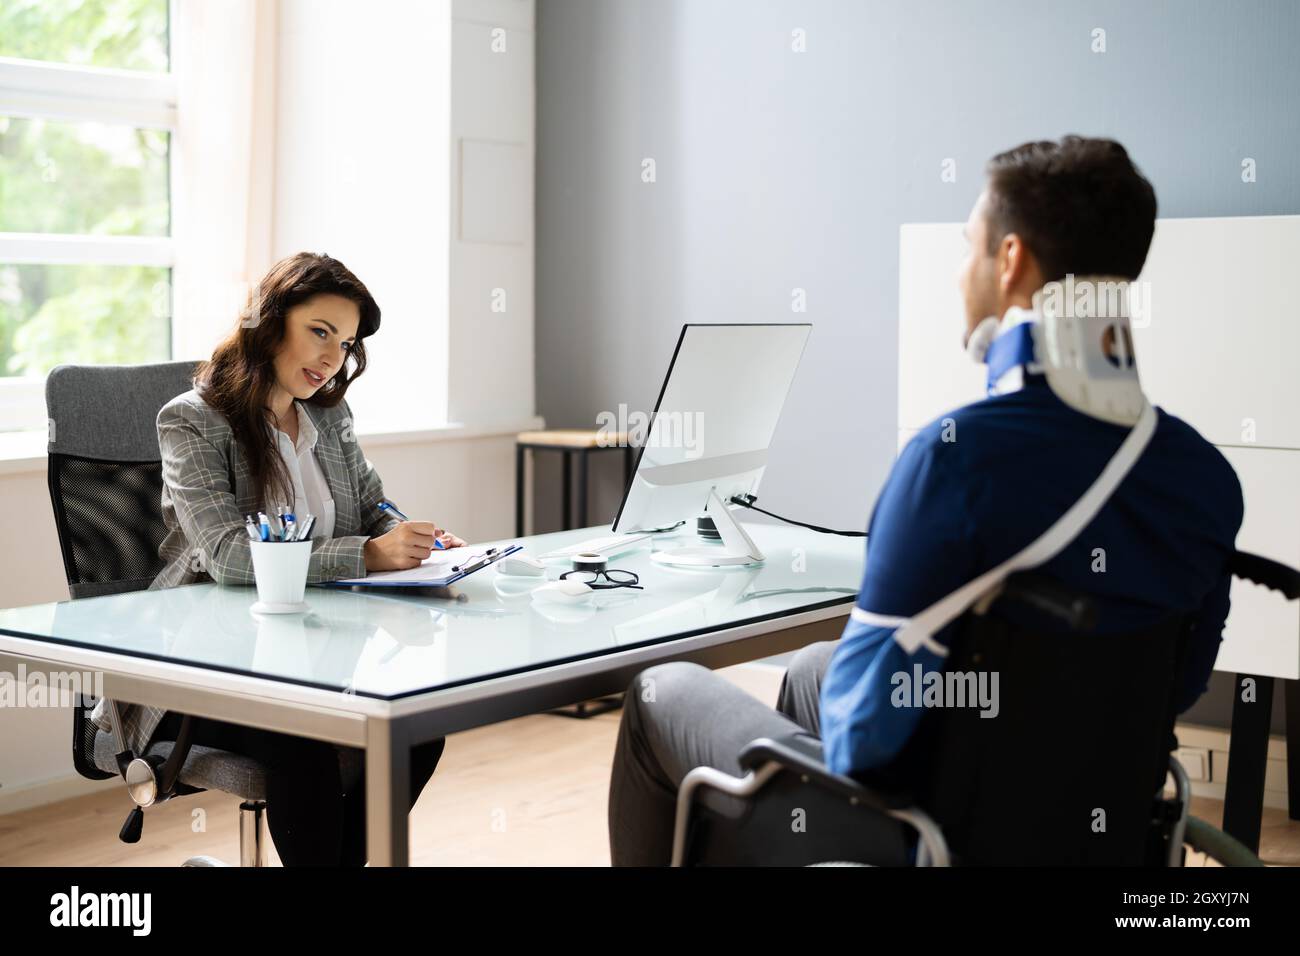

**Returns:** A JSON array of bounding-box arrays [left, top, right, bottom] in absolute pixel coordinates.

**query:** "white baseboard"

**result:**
[[0, 771, 118, 816]]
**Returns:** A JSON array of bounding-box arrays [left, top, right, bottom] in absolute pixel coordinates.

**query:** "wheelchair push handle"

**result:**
[[1227, 550, 1300, 601]]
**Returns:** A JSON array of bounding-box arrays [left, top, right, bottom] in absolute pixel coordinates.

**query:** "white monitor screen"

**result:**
[[612, 323, 811, 533]]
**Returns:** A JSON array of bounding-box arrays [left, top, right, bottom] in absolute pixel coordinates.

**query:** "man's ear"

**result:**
[[996, 232, 1025, 294], [997, 232, 1045, 303]]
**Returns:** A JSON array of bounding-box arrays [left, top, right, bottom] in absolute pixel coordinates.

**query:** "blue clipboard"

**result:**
[[314, 544, 524, 589]]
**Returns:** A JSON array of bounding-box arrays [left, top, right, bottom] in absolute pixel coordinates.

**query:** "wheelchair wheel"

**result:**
[[1183, 817, 1265, 867]]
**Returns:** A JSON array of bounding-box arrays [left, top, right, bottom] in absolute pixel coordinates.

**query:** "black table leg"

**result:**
[[1287, 678, 1299, 821], [515, 444, 526, 537], [561, 450, 572, 531], [577, 449, 589, 528], [549, 695, 624, 720], [1223, 672, 1273, 854]]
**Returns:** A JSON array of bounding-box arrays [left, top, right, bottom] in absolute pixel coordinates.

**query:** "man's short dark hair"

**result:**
[[984, 136, 1157, 282]]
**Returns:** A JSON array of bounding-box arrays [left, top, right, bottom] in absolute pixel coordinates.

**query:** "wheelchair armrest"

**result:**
[[737, 733, 913, 812], [1228, 550, 1300, 600]]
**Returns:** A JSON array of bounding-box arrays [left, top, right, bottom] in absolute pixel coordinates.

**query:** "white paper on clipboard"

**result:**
[[329, 546, 491, 586]]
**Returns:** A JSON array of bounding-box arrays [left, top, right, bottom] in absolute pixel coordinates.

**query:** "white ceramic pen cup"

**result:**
[[248, 538, 312, 614]]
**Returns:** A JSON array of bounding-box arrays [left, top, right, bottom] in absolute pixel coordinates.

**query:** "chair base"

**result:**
[[180, 800, 267, 867]]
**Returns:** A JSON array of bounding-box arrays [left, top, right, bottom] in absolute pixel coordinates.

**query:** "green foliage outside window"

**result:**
[[0, 0, 172, 380]]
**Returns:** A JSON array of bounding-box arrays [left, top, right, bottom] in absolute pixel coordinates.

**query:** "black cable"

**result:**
[[642, 519, 687, 534], [729, 494, 867, 538]]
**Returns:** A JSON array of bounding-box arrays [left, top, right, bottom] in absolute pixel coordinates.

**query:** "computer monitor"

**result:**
[[610, 323, 812, 567]]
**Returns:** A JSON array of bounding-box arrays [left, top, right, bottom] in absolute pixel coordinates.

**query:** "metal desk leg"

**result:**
[[515, 444, 526, 538], [577, 449, 589, 528], [1287, 678, 1300, 821], [366, 717, 410, 867], [562, 451, 573, 530], [1223, 673, 1273, 853]]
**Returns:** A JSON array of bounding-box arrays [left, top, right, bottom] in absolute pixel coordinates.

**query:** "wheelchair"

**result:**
[[672, 552, 1299, 866]]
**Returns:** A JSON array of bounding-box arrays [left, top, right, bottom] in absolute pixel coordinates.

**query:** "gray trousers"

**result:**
[[609, 641, 845, 865]]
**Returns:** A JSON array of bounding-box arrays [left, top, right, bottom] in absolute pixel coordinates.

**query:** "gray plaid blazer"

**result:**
[[91, 387, 402, 752]]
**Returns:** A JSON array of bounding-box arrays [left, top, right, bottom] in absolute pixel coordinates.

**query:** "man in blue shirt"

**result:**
[[606, 136, 1243, 865]]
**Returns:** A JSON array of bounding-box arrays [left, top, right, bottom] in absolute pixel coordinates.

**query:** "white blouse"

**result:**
[[271, 400, 336, 540]]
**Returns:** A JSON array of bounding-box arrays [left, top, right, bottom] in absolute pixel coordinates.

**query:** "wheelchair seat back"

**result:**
[[873, 599, 1191, 865]]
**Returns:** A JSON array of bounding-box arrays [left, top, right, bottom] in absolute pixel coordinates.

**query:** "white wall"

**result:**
[[0, 0, 539, 813], [273, 0, 452, 433], [535, 0, 1300, 540]]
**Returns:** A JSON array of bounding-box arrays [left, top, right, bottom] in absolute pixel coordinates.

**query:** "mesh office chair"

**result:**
[[48, 362, 271, 867], [673, 557, 1299, 867]]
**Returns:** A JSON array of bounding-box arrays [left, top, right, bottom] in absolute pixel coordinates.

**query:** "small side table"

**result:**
[[516, 430, 635, 536]]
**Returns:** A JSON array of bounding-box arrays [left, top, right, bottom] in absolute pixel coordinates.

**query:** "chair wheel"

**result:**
[[119, 806, 144, 844]]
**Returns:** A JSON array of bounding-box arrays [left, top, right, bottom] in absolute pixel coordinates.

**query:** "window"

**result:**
[[0, 0, 175, 434]]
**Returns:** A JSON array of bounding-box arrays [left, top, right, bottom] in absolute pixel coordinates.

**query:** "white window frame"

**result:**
[[0, 2, 178, 435]]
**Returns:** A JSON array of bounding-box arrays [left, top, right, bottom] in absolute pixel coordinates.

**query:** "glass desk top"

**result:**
[[0, 524, 864, 700]]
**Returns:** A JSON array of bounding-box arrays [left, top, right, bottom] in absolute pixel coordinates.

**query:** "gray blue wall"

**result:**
[[535, 0, 1300, 729]]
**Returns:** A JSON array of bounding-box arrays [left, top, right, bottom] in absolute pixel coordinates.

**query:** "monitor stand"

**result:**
[[651, 488, 765, 568]]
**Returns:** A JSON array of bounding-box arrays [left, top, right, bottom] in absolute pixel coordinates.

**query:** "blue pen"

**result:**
[[380, 500, 445, 549], [256, 512, 271, 542]]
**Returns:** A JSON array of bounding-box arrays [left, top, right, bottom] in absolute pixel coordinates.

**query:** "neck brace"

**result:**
[[867, 276, 1158, 659], [965, 274, 1147, 426]]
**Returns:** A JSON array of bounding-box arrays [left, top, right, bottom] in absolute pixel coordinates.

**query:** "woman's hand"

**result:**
[[436, 529, 467, 549], [364, 521, 467, 571], [364, 521, 436, 571]]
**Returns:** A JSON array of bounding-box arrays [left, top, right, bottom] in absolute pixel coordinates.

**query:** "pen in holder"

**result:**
[[248, 538, 312, 615]]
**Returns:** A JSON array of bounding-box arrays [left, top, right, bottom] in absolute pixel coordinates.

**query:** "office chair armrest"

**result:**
[[738, 733, 913, 812], [102, 699, 136, 778], [1228, 550, 1300, 600], [104, 703, 197, 803], [157, 714, 196, 797]]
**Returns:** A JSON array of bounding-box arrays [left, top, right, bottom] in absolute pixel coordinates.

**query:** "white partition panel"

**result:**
[[1218, 447, 1300, 679], [898, 223, 984, 431], [1136, 217, 1300, 451]]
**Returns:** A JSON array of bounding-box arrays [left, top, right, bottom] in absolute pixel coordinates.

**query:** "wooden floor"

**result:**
[[1, 663, 1297, 867]]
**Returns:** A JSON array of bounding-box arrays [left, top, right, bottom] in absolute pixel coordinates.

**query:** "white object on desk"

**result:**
[[539, 532, 653, 560], [611, 323, 813, 568], [531, 579, 595, 604], [496, 553, 546, 576], [248, 539, 312, 614]]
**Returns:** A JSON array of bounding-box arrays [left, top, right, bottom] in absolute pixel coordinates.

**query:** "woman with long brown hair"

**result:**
[[93, 251, 460, 864]]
